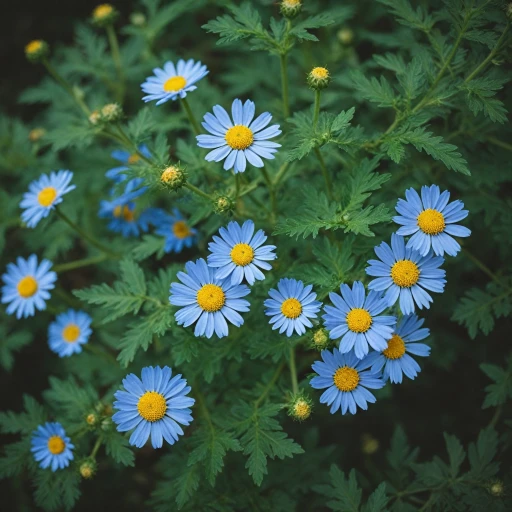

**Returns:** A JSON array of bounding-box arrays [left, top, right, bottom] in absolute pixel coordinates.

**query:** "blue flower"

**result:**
[[154, 208, 197, 254], [323, 281, 396, 359], [169, 258, 250, 338], [196, 99, 281, 173], [48, 309, 92, 357], [366, 233, 446, 315], [208, 219, 276, 286], [393, 185, 471, 257], [264, 278, 322, 337], [310, 348, 385, 415], [20, 170, 75, 228], [106, 145, 152, 183], [364, 314, 431, 384], [98, 199, 154, 238], [141, 59, 208, 105], [31, 422, 74, 471], [112, 366, 195, 449], [1, 255, 57, 319]]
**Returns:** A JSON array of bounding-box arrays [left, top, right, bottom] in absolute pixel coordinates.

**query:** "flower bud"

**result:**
[[488, 480, 505, 497], [213, 195, 235, 215], [80, 459, 97, 479], [308, 67, 331, 90], [130, 12, 146, 26], [101, 418, 112, 431], [28, 128, 46, 143], [86, 413, 98, 426], [100, 103, 123, 123], [337, 28, 354, 45], [361, 433, 379, 455], [160, 165, 187, 191], [89, 110, 101, 125], [288, 395, 313, 421], [92, 4, 119, 27], [280, 0, 302, 19], [25, 40, 49, 63], [311, 327, 330, 351]]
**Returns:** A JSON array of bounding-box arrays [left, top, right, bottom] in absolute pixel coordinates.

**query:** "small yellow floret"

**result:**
[[29, 128, 45, 142], [281, 298, 302, 319], [391, 260, 420, 288], [161, 166, 178, 183], [47, 436, 65, 454], [137, 391, 167, 422], [197, 284, 226, 312], [346, 308, 372, 333], [225, 125, 254, 150], [311, 67, 329, 80], [63, 324, 81, 343], [383, 334, 406, 360], [17, 276, 38, 298], [93, 4, 113, 19], [230, 243, 254, 266], [26, 40, 43, 55], [37, 187, 57, 207], [163, 76, 187, 92], [293, 400, 311, 420], [283, 0, 301, 6], [333, 366, 359, 391], [113, 205, 135, 222], [417, 209, 445, 235], [173, 221, 191, 239]]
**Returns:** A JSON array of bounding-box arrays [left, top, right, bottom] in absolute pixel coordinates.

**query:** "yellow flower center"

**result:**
[[225, 125, 254, 150], [163, 76, 187, 92], [161, 166, 178, 183], [93, 4, 113, 19], [346, 308, 372, 333], [62, 324, 81, 343], [137, 391, 167, 422], [37, 187, 57, 207], [172, 221, 190, 239], [26, 40, 42, 54], [333, 366, 360, 392], [284, 0, 301, 6], [391, 260, 420, 288], [47, 435, 66, 455], [311, 67, 329, 79], [417, 209, 445, 235], [127, 153, 140, 164], [230, 243, 254, 266], [197, 284, 226, 312], [293, 400, 311, 420], [17, 276, 38, 298], [281, 298, 302, 319], [383, 334, 406, 360], [29, 128, 45, 142], [113, 205, 135, 222], [313, 329, 328, 346]]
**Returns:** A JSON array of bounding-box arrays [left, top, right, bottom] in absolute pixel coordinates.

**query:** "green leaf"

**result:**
[[461, 77, 508, 124], [290, 13, 336, 42], [317, 466, 362, 512], [132, 234, 167, 261], [480, 361, 512, 409], [363, 483, 389, 512], [467, 427, 499, 480], [350, 71, 396, 107], [104, 431, 135, 467], [120, 258, 147, 296], [377, 0, 434, 32], [0, 395, 46, 435], [444, 433, 465, 478], [332, 107, 356, 132], [0, 329, 31, 371], [127, 107, 156, 142]]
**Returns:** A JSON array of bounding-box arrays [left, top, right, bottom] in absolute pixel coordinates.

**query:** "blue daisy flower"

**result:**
[[141, 59, 209, 105], [98, 199, 154, 238], [207, 219, 277, 286], [364, 314, 431, 384], [196, 98, 281, 173], [112, 366, 195, 449], [264, 278, 322, 337], [393, 185, 471, 257], [323, 281, 396, 360], [154, 208, 197, 254], [1, 255, 57, 319], [48, 309, 92, 357], [106, 145, 152, 183], [366, 233, 446, 315], [31, 422, 74, 471], [169, 258, 250, 338], [310, 348, 385, 415], [20, 170, 75, 228]]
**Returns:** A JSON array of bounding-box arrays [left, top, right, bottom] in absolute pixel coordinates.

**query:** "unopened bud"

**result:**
[[361, 433, 379, 455], [25, 40, 49, 63], [288, 395, 313, 421], [489, 480, 505, 497], [130, 12, 146, 26], [89, 110, 101, 125], [92, 4, 119, 27], [308, 67, 331, 90], [280, 0, 302, 19], [100, 103, 123, 122], [29, 128, 46, 142], [160, 165, 187, 191], [213, 195, 235, 215], [311, 328, 330, 351], [337, 28, 354, 45], [80, 460, 97, 479]]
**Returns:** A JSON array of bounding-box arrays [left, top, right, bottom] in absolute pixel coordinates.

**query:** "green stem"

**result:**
[[261, 167, 277, 222], [53, 254, 108, 273], [181, 97, 202, 136], [254, 362, 285, 408], [105, 24, 125, 100], [184, 182, 211, 201], [235, 173, 241, 200], [90, 436, 103, 459], [55, 208, 120, 258], [288, 347, 299, 395], [462, 248, 504, 288], [273, 162, 291, 187], [314, 147, 333, 200], [487, 137, 512, 152], [279, 53, 290, 119], [313, 89, 321, 128]]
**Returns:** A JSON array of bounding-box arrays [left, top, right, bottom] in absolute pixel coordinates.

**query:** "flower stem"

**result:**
[[279, 53, 290, 119], [487, 137, 512, 152], [313, 89, 321, 128], [184, 182, 211, 201], [314, 147, 333, 200], [288, 346, 299, 395], [254, 362, 285, 408], [181, 97, 202, 136], [105, 24, 125, 101], [53, 254, 108, 273], [90, 436, 103, 459], [462, 248, 505, 288], [55, 208, 120, 258]]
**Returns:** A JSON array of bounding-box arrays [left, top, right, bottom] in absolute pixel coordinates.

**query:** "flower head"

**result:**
[[310, 348, 385, 415], [100, 102, 123, 122], [213, 194, 235, 215], [48, 309, 93, 357], [364, 314, 431, 384], [98, 200, 152, 238], [141, 59, 208, 105], [288, 394, 313, 421], [29, 128, 46, 142], [197, 99, 281, 174], [308, 67, 331, 89], [323, 281, 396, 359], [80, 459, 97, 479], [207, 220, 277, 286], [154, 209, 197, 254], [160, 165, 187, 191], [20, 170, 75, 228], [366, 233, 446, 315], [106, 145, 151, 184], [170, 258, 250, 338], [2, 255, 56, 319], [393, 185, 471, 257], [92, 4, 118, 26], [280, 0, 302, 18], [112, 366, 195, 449], [311, 327, 331, 350], [264, 278, 322, 337], [31, 422, 74, 471], [25, 40, 49, 62]]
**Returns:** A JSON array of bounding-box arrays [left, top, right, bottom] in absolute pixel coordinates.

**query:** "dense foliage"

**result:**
[[1, 0, 511, 510]]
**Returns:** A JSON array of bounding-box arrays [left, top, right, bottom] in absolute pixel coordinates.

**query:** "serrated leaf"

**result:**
[[120, 258, 147, 296], [444, 433, 465, 478], [104, 431, 135, 467]]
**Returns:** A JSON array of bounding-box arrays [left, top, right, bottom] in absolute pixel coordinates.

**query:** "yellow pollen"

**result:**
[[284, 0, 301, 5], [225, 125, 254, 150], [47, 436, 65, 454], [137, 391, 167, 422], [127, 153, 140, 164], [281, 298, 302, 319], [93, 4, 113, 18], [346, 308, 372, 333], [62, 324, 81, 343], [293, 400, 311, 420], [391, 260, 420, 288], [197, 284, 226, 312], [26, 40, 43, 54], [161, 166, 178, 183], [17, 276, 38, 298], [333, 366, 360, 392], [311, 67, 329, 79], [417, 209, 445, 235], [37, 187, 57, 207], [230, 243, 254, 266], [172, 221, 190, 239], [383, 334, 406, 360], [113, 205, 135, 222], [163, 76, 187, 92]]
